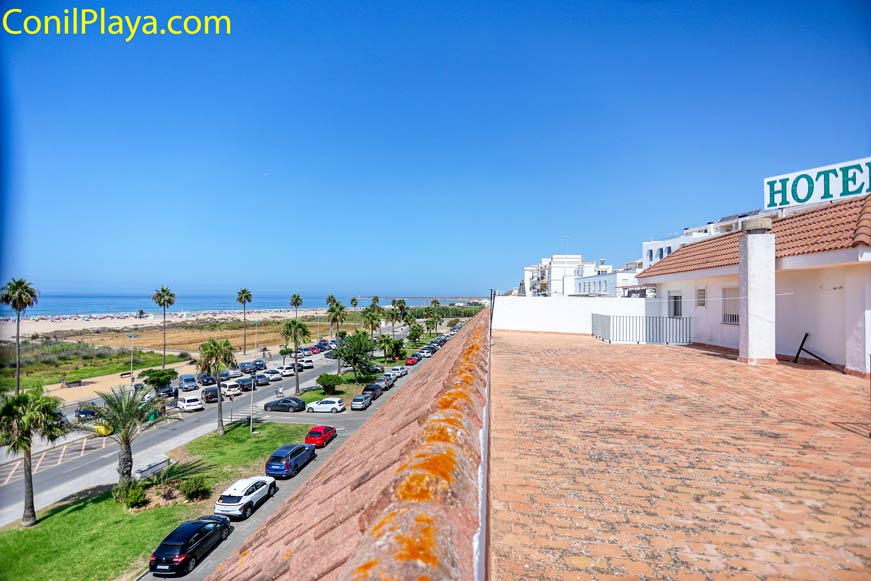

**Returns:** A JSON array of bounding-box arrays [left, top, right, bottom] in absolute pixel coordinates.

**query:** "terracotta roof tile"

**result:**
[[208, 312, 490, 581], [638, 195, 870, 278]]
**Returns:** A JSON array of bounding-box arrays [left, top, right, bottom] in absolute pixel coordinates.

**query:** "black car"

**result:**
[[362, 383, 383, 400], [149, 515, 230, 575], [218, 371, 230, 382], [201, 386, 222, 403], [156, 385, 179, 399], [253, 359, 267, 371], [238, 377, 255, 391], [75, 404, 99, 421], [239, 362, 257, 374], [254, 374, 270, 387], [263, 397, 306, 412], [197, 374, 216, 386], [324, 351, 337, 359]]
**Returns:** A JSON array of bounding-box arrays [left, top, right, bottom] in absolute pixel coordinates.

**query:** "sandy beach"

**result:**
[[0, 307, 333, 341]]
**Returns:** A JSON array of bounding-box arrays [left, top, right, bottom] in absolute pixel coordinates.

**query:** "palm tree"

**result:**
[[151, 286, 176, 369], [75, 385, 173, 485], [327, 302, 346, 338], [281, 320, 311, 395], [1, 279, 39, 396], [378, 333, 393, 363], [362, 307, 381, 340], [325, 295, 337, 307], [350, 297, 358, 310], [371, 295, 380, 308], [198, 338, 237, 436], [0, 388, 65, 526], [236, 289, 252, 354], [290, 294, 303, 319], [386, 308, 399, 339], [431, 298, 440, 310], [395, 299, 408, 322]]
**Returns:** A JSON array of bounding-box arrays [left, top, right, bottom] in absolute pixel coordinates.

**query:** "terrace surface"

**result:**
[[489, 331, 871, 580]]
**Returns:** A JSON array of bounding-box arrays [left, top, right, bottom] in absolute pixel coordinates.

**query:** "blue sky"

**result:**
[[1, 0, 869, 296]]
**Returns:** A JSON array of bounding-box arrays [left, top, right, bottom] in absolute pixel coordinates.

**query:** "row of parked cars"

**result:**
[[150, 424, 339, 575]]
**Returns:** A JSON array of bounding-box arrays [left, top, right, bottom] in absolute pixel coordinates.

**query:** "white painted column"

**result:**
[[843, 265, 871, 377], [739, 218, 777, 364]]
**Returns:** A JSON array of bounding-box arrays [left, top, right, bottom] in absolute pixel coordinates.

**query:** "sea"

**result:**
[[0, 293, 450, 319]]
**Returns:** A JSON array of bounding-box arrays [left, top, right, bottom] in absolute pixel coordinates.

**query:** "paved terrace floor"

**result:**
[[489, 331, 871, 580]]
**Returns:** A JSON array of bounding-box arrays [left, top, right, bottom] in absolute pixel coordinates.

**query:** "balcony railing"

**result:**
[[592, 314, 692, 345]]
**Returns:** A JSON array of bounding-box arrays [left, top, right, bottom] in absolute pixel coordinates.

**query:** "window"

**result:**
[[647, 249, 653, 261], [668, 292, 682, 317], [722, 287, 739, 324], [666, 246, 672, 255], [695, 288, 707, 307], [658, 248, 664, 260]]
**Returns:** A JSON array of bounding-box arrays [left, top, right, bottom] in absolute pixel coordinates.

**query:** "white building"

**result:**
[[519, 255, 589, 297], [573, 259, 643, 297], [643, 210, 773, 270], [637, 195, 871, 377]]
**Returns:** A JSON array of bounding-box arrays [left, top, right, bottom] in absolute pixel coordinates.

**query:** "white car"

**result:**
[[419, 349, 433, 358], [390, 366, 407, 378], [220, 381, 242, 397], [262, 369, 283, 382], [306, 398, 346, 414], [275, 365, 296, 377], [177, 396, 204, 412], [214, 476, 277, 520], [226, 367, 243, 378], [302, 359, 315, 369]]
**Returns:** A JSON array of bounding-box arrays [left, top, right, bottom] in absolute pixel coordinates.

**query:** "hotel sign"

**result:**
[[764, 157, 871, 210]]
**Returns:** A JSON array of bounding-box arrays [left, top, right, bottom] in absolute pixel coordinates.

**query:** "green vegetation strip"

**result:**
[[0, 421, 310, 581]]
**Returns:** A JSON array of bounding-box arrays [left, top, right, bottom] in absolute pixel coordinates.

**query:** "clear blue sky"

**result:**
[[1, 0, 869, 296]]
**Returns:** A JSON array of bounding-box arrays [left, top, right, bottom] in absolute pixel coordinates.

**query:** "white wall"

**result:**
[[651, 276, 741, 350], [492, 296, 650, 334]]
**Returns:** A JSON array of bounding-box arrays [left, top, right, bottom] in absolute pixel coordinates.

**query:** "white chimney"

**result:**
[[738, 217, 777, 365]]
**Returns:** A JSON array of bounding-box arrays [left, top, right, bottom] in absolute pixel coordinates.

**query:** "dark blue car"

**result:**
[[264, 444, 316, 478]]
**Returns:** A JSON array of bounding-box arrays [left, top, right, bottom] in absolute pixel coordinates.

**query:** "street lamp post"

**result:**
[[126, 333, 139, 389]]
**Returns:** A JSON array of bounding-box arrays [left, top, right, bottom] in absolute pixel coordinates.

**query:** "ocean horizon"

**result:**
[[0, 293, 473, 318]]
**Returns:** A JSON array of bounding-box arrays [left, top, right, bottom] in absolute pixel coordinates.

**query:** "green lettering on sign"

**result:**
[[841, 164, 864, 197], [791, 174, 814, 204], [766, 178, 789, 208], [815, 168, 839, 199]]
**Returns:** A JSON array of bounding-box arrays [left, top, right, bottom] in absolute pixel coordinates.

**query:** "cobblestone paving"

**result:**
[[489, 331, 871, 580]]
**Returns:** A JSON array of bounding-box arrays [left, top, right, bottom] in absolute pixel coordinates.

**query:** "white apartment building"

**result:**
[[643, 210, 772, 270], [574, 260, 643, 297], [519, 255, 589, 297]]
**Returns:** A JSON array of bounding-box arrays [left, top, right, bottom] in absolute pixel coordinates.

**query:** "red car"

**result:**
[[310, 346, 321, 354], [405, 356, 419, 365], [305, 425, 337, 448]]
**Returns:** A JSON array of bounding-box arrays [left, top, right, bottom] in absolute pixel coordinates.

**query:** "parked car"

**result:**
[[226, 367, 243, 378], [391, 366, 408, 378], [214, 476, 276, 520], [238, 377, 255, 391], [254, 374, 270, 387], [306, 398, 346, 414], [305, 425, 337, 448], [220, 381, 242, 397], [239, 362, 257, 374], [264, 444, 316, 478], [218, 371, 230, 382], [419, 350, 433, 358], [362, 383, 383, 400], [301, 359, 314, 369], [75, 403, 99, 421], [141, 391, 156, 404], [405, 356, 419, 366], [310, 346, 321, 355], [253, 359, 267, 371], [299, 348, 312, 357], [177, 396, 205, 412], [149, 515, 230, 575], [262, 369, 283, 382], [197, 374, 216, 386], [263, 397, 305, 412], [324, 351, 337, 359], [201, 387, 221, 404], [52, 409, 70, 427], [378, 374, 396, 388], [329, 341, 338, 350], [156, 385, 178, 399], [275, 365, 296, 377], [374, 378, 389, 391], [179, 374, 198, 391], [367, 364, 385, 374], [351, 393, 372, 410]]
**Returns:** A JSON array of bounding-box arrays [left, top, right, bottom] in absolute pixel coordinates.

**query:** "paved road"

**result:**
[[0, 329, 416, 527]]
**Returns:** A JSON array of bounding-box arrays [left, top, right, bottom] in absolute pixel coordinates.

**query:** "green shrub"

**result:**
[[177, 352, 190, 360], [316, 373, 344, 395], [179, 476, 210, 501], [112, 481, 147, 508]]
